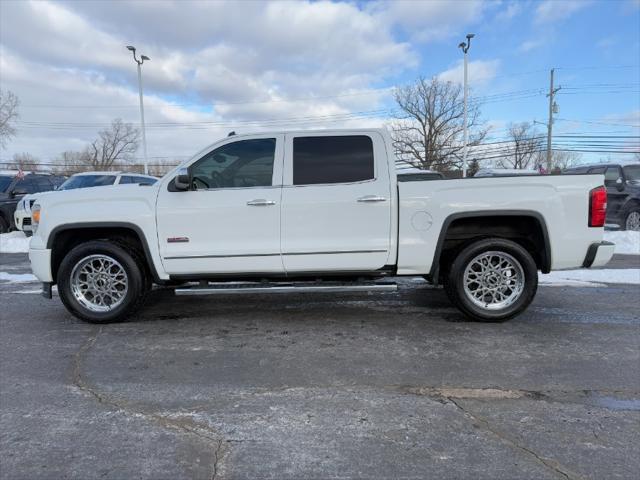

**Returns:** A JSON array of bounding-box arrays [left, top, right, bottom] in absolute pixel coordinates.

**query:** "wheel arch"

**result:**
[[47, 222, 161, 283], [429, 210, 551, 283]]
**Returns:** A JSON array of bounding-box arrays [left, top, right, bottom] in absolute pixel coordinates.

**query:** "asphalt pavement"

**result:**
[[1, 252, 639, 479]]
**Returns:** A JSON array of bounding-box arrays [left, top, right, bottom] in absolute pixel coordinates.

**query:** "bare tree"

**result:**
[[0, 89, 19, 150], [550, 150, 582, 171], [147, 159, 180, 177], [52, 150, 91, 175], [390, 76, 487, 171], [497, 122, 544, 170], [84, 118, 140, 170], [7, 152, 39, 171]]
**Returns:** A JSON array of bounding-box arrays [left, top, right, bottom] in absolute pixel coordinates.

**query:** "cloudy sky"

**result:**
[[0, 0, 639, 168]]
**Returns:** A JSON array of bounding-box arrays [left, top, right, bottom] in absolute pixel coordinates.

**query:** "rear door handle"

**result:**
[[357, 195, 387, 203], [247, 199, 276, 206]]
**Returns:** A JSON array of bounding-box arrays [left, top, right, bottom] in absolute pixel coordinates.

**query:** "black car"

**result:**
[[0, 172, 66, 233], [563, 163, 640, 231]]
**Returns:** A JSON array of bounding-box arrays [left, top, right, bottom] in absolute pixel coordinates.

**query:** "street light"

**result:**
[[126, 45, 150, 175], [458, 33, 475, 178]]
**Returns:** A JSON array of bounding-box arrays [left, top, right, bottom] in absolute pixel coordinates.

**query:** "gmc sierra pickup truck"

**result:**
[[28, 129, 615, 323]]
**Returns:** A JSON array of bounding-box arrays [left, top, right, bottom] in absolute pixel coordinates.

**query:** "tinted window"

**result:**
[[293, 135, 374, 185], [59, 175, 117, 190], [14, 178, 38, 194], [0, 175, 14, 193], [133, 176, 157, 185], [118, 176, 136, 184], [51, 176, 67, 188], [605, 167, 621, 182], [119, 176, 157, 185], [624, 165, 640, 182], [33, 176, 54, 192], [190, 138, 276, 189], [588, 167, 606, 174]]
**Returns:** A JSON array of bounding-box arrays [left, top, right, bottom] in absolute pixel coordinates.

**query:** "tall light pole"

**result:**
[[126, 46, 150, 175], [458, 33, 474, 178]]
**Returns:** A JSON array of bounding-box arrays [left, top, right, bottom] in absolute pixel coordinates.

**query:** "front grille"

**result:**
[[23, 218, 31, 226]]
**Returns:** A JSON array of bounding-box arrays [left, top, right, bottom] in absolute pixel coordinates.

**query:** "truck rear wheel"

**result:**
[[57, 240, 150, 323], [444, 238, 538, 322]]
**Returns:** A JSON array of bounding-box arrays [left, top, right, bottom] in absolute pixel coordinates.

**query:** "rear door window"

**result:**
[[292, 135, 375, 185]]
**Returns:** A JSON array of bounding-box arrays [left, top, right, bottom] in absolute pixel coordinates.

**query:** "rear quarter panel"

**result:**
[[397, 175, 606, 274]]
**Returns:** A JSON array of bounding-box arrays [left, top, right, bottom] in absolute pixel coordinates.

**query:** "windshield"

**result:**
[[624, 165, 640, 182], [0, 175, 13, 193], [59, 175, 117, 190]]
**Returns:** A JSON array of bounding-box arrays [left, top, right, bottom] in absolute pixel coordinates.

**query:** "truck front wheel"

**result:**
[[444, 238, 538, 322], [57, 240, 150, 323]]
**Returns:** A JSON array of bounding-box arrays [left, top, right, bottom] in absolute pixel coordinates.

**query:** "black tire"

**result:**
[[0, 216, 9, 234], [57, 240, 150, 323], [622, 207, 640, 232], [443, 238, 538, 322]]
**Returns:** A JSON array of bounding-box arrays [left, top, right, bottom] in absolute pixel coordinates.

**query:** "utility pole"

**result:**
[[459, 34, 475, 178], [126, 46, 150, 175], [546, 68, 561, 173]]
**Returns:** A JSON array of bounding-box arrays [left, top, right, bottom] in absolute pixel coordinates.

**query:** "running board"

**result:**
[[175, 281, 397, 296]]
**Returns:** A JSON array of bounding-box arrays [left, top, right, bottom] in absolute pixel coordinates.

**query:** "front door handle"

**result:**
[[247, 199, 276, 206], [357, 195, 387, 203]]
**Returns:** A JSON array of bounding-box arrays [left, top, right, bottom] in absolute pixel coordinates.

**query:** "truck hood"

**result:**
[[33, 183, 159, 208], [30, 183, 162, 252]]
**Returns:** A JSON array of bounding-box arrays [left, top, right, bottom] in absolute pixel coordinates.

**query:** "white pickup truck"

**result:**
[[28, 129, 614, 323]]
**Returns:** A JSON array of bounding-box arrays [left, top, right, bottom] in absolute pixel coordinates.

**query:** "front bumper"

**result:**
[[28, 248, 53, 283], [14, 210, 32, 232], [582, 241, 615, 268]]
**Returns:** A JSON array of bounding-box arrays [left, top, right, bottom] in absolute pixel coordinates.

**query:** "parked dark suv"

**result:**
[[0, 172, 66, 233], [563, 163, 640, 230]]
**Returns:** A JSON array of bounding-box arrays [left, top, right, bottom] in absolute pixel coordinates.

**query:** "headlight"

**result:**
[[31, 204, 41, 233]]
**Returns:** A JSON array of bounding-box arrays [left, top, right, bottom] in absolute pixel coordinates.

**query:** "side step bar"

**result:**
[[175, 281, 397, 296]]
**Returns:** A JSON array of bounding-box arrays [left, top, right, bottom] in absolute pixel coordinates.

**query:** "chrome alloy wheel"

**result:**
[[70, 254, 129, 312], [626, 211, 640, 231], [463, 251, 525, 310]]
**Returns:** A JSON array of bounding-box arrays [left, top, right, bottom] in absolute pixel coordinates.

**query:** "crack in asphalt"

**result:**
[[71, 327, 227, 480], [445, 396, 582, 480], [69, 330, 634, 480]]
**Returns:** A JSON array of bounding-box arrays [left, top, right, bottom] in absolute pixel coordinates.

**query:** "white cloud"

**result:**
[[437, 59, 501, 87], [0, 0, 423, 161], [602, 110, 640, 127], [519, 40, 544, 52], [0, 0, 498, 163], [534, 0, 592, 24], [367, 0, 486, 41], [496, 2, 523, 21], [596, 36, 617, 49]]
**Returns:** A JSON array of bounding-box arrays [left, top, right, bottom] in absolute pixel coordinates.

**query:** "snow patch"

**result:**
[[0, 272, 38, 283], [0, 231, 31, 253], [603, 231, 640, 255], [540, 269, 640, 286]]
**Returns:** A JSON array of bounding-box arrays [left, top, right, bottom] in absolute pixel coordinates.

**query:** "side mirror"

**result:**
[[615, 177, 625, 191], [174, 168, 190, 191]]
